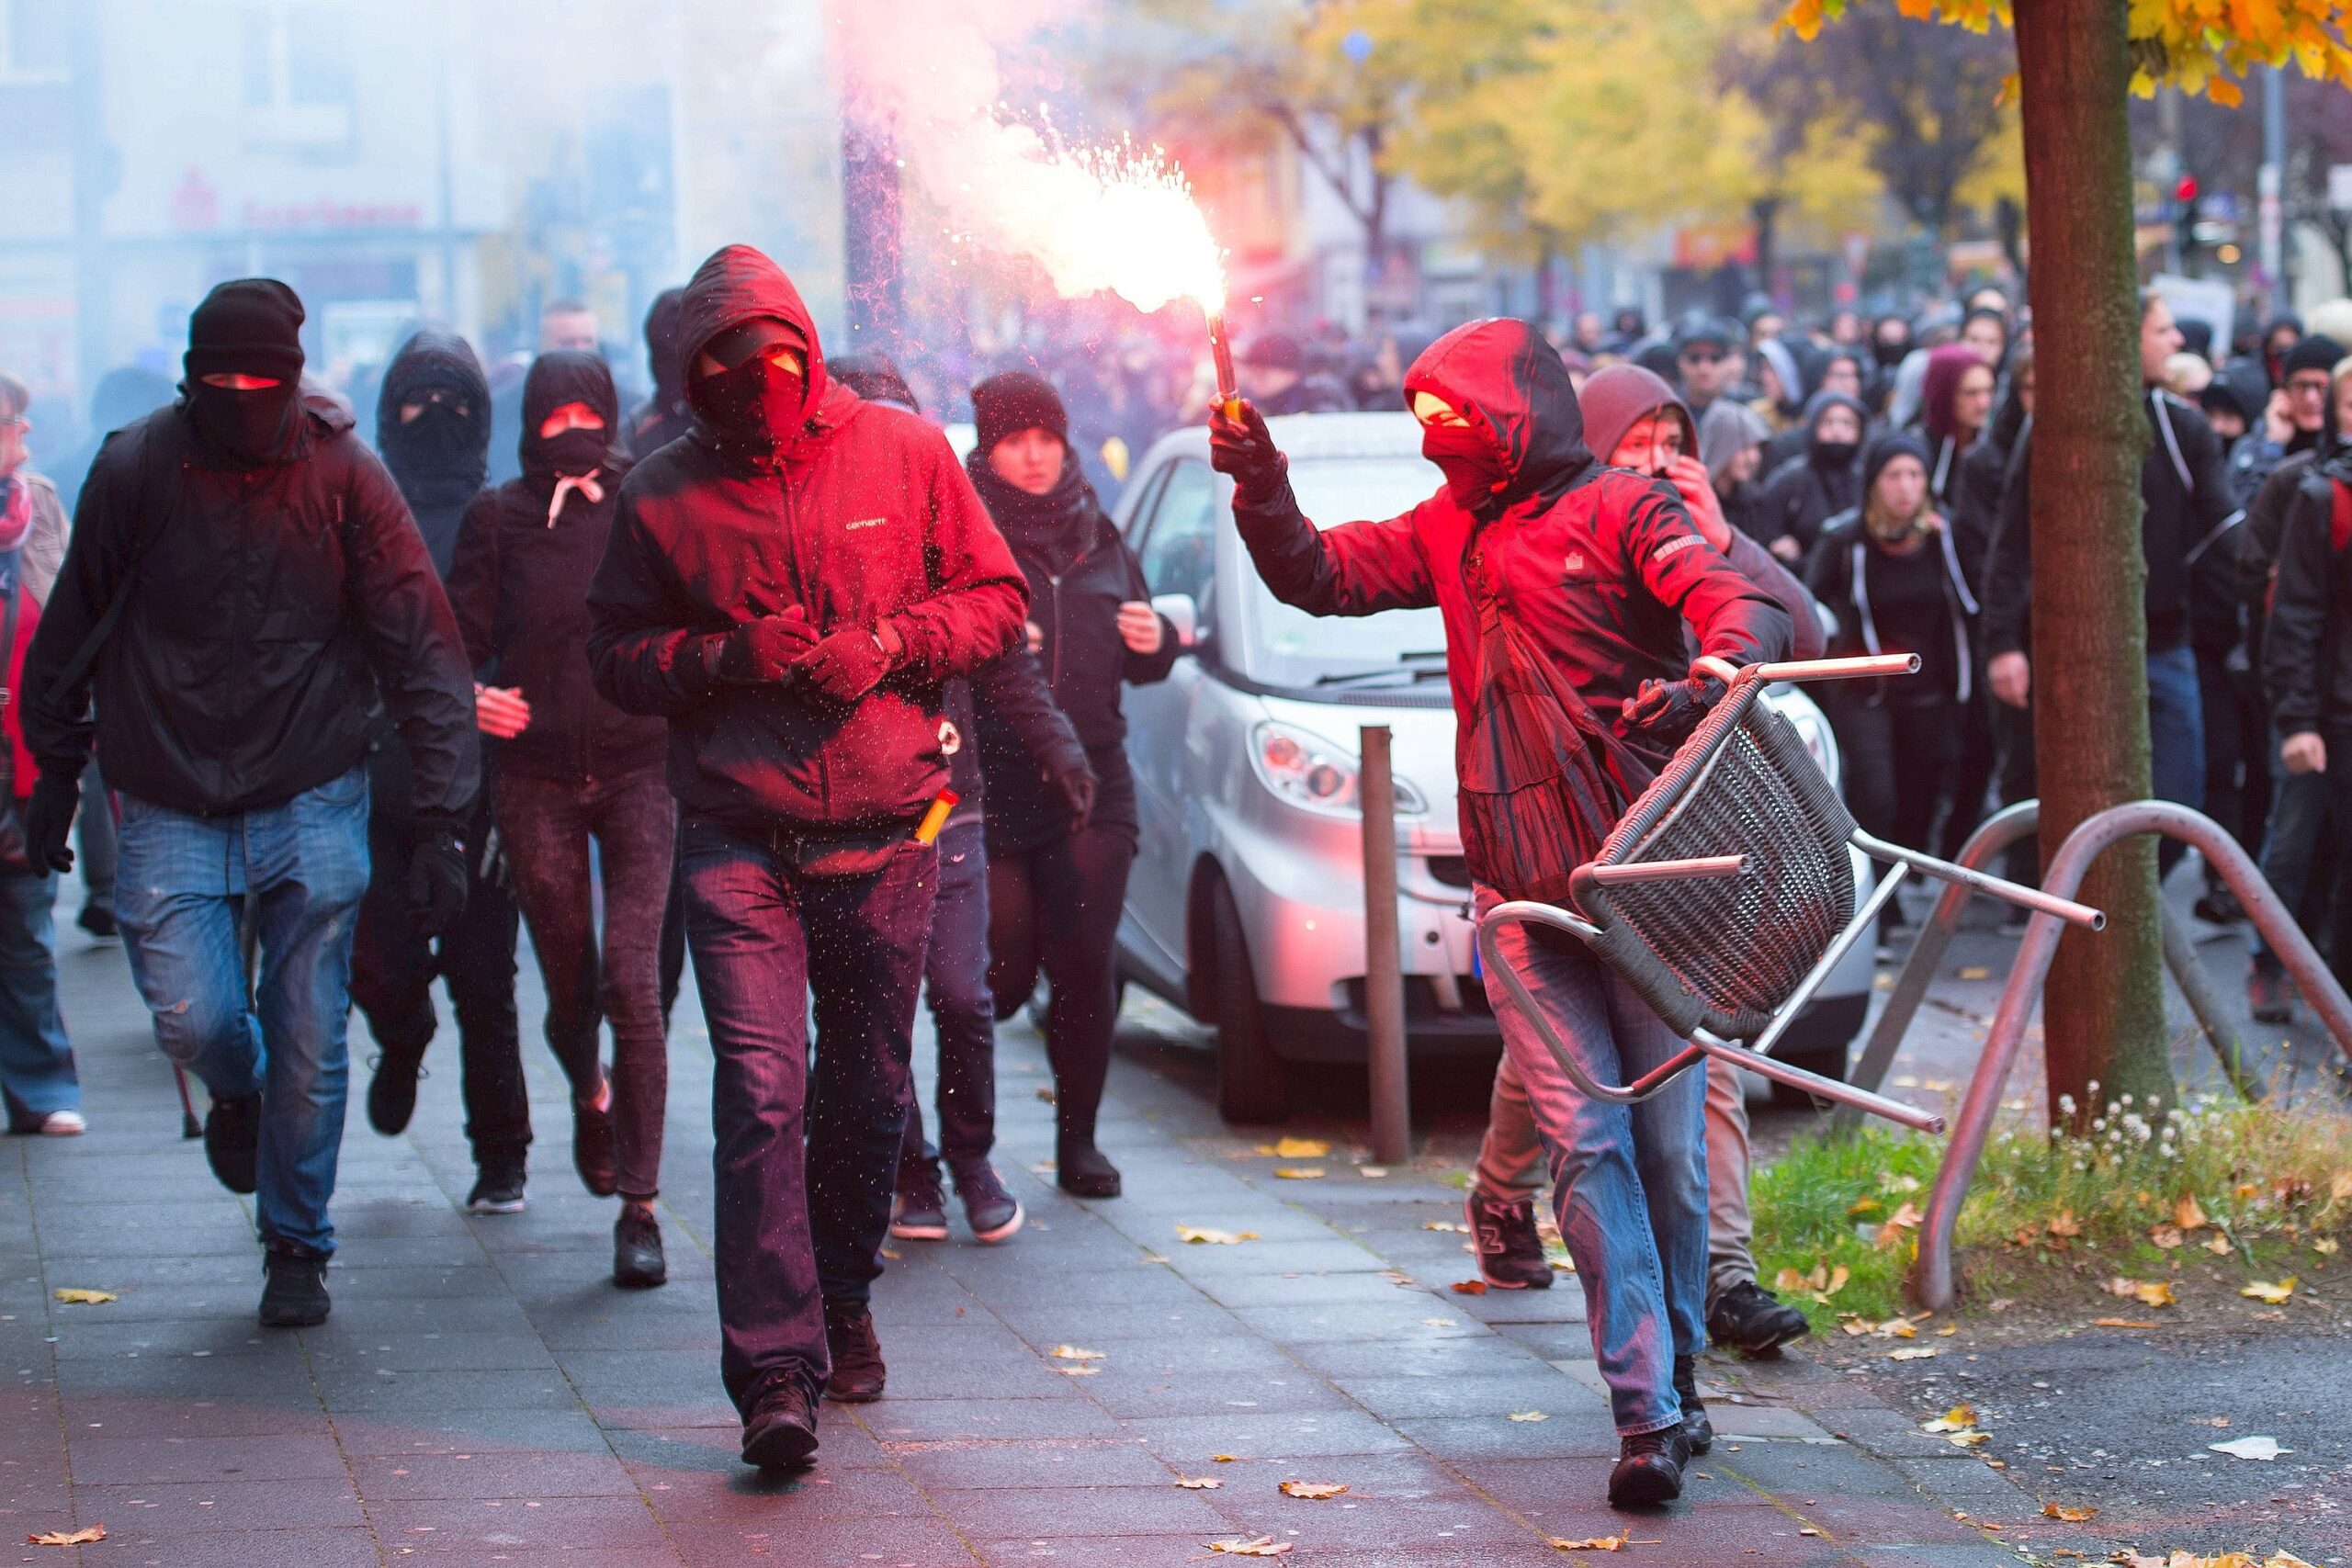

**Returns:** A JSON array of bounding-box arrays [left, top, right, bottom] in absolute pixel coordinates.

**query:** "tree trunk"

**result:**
[[2013, 0, 2175, 1123]]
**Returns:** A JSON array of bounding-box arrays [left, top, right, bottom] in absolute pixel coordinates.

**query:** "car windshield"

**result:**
[[1245, 457, 1451, 691]]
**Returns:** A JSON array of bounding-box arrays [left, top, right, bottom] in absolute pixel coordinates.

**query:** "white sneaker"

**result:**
[[36, 1111, 85, 1136]]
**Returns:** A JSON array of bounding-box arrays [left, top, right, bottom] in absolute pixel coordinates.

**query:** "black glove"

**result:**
[[797, 626, 893, 704], [715, 609, 820, 683], [1053, 761, 1098, 830], [409, 823, 470, 939], [1621, 673, 1727, 747], [1207, 398, 1288, 503], [22, 773, 78, 874]]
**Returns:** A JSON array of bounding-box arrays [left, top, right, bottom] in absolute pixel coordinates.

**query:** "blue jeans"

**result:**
[[115, 765, 373, 1257], [1475, 886, 1705, 1436], [2146, 645, 2205, 879], [682, 819, 936, 1413], [900, 818, 997, 1179], [0, 871, 76, 1119]]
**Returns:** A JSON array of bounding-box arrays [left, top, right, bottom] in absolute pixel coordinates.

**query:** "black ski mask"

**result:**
[[183, 277, 308, 468], [695, 355, 805, 445], [517, 350, 621, 494], [187, 379, 300, 466]]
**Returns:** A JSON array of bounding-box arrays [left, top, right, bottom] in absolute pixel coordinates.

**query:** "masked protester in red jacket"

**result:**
[[586, 245, 1027, 1472], [1210, 319, 1790, 1511]]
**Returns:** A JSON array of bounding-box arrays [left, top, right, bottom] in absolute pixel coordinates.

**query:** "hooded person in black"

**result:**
[[624, 288, 692, 459], [962, 370, 1177, 1202], [1758, 390, 1866, 563], [448, 351, 675, 1284], [348, 330, 529, 1214]]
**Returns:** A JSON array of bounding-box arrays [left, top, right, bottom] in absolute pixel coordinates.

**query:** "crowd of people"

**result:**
[[4, 248, 2352, 1512]]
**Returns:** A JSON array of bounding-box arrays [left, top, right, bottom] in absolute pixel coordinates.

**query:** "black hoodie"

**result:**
[[2263, 444, 2352, 735], [376, 330, 491, 576], [586, 244, 1027, 832], [1758, 390, 1866, 558], [449, 353, 663, 784], [624, 288, 692, 459]]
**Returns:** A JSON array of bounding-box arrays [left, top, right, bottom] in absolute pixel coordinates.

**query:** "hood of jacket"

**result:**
[[1577, 363, 1692, 474], [1920, 344, 1985, 445], [518, 350, 622, 495], [1400, 319, 1593, 513], [377, 329, 491, 515], [1801, 389, 1869, 463], [674, 244, 857, 465], [642, 287, 685, 402], [1698, 398, 1770, 482]]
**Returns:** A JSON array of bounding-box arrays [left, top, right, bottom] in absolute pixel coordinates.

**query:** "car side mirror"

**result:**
[[1151, 592, 1200, 651]]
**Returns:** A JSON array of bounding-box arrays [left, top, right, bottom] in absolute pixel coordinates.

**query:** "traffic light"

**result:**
[[2175, 175, 2202, 260]]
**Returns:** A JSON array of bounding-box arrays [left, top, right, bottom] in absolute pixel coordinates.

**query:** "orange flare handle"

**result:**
[[1207, 308, 1239, 419], [913, 791, 959, 846]]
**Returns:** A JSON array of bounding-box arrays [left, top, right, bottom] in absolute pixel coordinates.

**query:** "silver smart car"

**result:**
[[1108, 412, 1874, 1122]]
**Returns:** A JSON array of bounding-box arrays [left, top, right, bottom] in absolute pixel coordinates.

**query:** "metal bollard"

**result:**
[[1360, 726, 1411, 1165]]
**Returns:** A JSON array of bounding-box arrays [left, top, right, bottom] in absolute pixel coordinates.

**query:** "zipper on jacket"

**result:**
[[1046, 573, 1064, 691]]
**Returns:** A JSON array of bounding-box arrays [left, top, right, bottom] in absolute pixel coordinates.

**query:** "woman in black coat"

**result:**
[[965, 372, 1180, 1197]]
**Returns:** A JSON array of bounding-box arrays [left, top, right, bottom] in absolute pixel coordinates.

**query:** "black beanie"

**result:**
[[971, 370, 1068, 455], [830, 353, 920, 415], [2282, 333, 2346, 382], [186, 278, 306, 382], [1862, 431, 1932, 496]]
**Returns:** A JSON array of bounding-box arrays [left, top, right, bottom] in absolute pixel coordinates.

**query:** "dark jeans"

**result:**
[[899, 818, 996, 1181], [1939, 683, 1996, 862], [2195, 647, 2272, 880], [349, 789, 527, 1160], [76, 763, 115, 919], [494, 768, 675, 1201], [683, 820, 936, 1412], [1995, 696, 2039, 886], [986, 823, 1134, 1149], [2147, 644, 2206, 879], [659, 809, 687, 1030], [1825, 694, 1961, 930], [2253, 729, 2335, 973]]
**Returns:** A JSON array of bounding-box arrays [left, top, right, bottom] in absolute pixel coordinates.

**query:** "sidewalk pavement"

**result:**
[[0, 895, 2032, 1567]]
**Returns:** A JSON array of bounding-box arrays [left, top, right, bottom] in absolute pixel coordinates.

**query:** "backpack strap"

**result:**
[[48, 433, 181, 703]]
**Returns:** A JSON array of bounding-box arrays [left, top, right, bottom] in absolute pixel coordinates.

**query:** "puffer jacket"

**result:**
[[585, 244, 1028, 832]]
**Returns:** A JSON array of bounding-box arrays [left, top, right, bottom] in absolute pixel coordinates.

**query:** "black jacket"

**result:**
[[1982, 391, 2241, 659], [1804, 510, 1978, 705], [944, 653, 1087, 830], [449, 353, 666, 784], [376, 330, 491, 576], [23, 391, 478, 819], [966, 449, 1179, 852], [586, 244, 1028, 833], [1755, 391, 1866, 558], [2263, 447, 2352, 735]]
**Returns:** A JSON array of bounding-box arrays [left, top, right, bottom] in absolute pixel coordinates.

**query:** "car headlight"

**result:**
[[1250, 720, 1428, 817]]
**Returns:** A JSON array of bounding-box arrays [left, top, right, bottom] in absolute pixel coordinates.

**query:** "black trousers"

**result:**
[[347, 789, 527, 1160], [986, 823, 1135, 1150], [1826, 694, 1962, 931], [2196, 646, 2273, 882]]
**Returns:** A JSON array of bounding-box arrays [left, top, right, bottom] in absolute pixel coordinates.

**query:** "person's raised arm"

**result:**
[[1209, 399, 1436, 616], [1619, 477, 1791, 670]]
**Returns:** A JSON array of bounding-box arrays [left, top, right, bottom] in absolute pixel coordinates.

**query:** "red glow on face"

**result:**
[[537, 401, 606, 438]]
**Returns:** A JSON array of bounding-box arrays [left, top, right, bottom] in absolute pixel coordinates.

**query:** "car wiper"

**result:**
[[1313, 662, 1452, 687]]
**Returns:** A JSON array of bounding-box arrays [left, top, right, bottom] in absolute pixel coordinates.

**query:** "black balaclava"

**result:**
[[518, 351, 621, 495], [183, 278, 306, 467], [1804, 389, 1869, 472], [693, 318, 807, 448], [377, 329, 491, 520], [643, 288, 685, 404]]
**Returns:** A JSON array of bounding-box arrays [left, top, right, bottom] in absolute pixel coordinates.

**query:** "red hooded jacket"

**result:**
[[1232, 319, 1792, 777], [585, 245, 1028, 832]]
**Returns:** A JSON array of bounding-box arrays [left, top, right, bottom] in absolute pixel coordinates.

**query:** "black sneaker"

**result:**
[[573, 1073, 617, 1198], [822, 1303, 886, 1403], [258, 1245, 330, 1328], [75, 903, 117, 940], [740, 1380, 820, 1470], [203, 1092, 261, 1195], [614, 1201, 666, 1289], [1707, 1279, 1810, 1358], [889, 1167, 949, 1241], [1607, 1427, 1689, 1508], [2247, 962, 2298, 1025], [1465, 1191, 1554, 1290], [467, 1156, 527, 1214], [1056, 1141, 1122, 1199], [2194, 886, 2245, 925], [365, 1041, 427, 1137], [1673, 1354, 1713, 1455], [951, 1159, 1024, 1244]]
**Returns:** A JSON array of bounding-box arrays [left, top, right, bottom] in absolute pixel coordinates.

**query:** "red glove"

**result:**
[[714, 607, 819, 683], [797, 625, 894, 703]]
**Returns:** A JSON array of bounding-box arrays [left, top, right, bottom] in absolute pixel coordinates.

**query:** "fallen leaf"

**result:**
[[1140, 1254, 1171, 1264], [1419, 1317, 1457, 1327], [1057, 1364, 1100, 1376], [1035, 1085, 1057, 1102], [2210, 1434, 2290, 1461], [1205, 1537, 1292, 1557], [2189, 1416, 2231, 1427], [2240, 1278, 2298, 1304], [1212, 1453, 1243, 1462], [1175, 1226, 1258, 1246], [1549, 1536, 1627, 1551], [1937, 1323, 1959, 1337], [1923, 1404, 1979, 1433], [1261, 1137, 1329, 1159], [1876, 1201, 1924, 1249], [1048, 1345, 1105, 1361], [2335, 1171, 2352, 1201], [1272, 1167, 1325, 1180], [1508, 1410, 1548, 1422], [1944, 1430, 1991, 1447], [2314, 1236, 2339, 1256], [1958, 965, 1991, 980], [1451, 1280, 1489, 1295], [1278, 1481, 1348, 1499], [2104, 1277, 2175, 1307], [1549, 1257, 1577, 1272], [2042, 1502, 2098, 1522], [1848, 1196, 1883, 1218], [2175, 1194, 2210, 1231], [1799, 1528, 1823, 1537], [1359, 1166, 1389, 1178], [1175, 1476, 1222, 1489], [2091, 1318, 2159, 1329], [2048, 1210, 2082, 1238], [1989, 1297, 2014, 1312], [1424, 1220, 1469, 1233], [1888, 1347, 1939, 1361], [2150, 1224, 2184, 1249], [25, 1527, 104, 1546], [51, 1289, 115, 1305]]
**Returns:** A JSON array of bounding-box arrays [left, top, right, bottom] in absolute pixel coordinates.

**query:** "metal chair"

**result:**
[[1474, 654, 2106, 1134]]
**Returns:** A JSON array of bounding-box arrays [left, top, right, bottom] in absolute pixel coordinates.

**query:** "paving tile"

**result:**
[[73, 1477, 368, 1532], [1390, 1411, 1627, 1461], [667, 1514, 980, 1567], [65, 1430, 348, 1485], [93, 1526, 384, 1567], [329, 1406, 615, 1456], [889, 1438, 1174, 1492], [313, 1365, 581, 1415], [366, 1493, 670, 1551], [626, 1455, 931, 1522], [862, 1395, 1125, 1444], [348, 1448, 638, 1500], [935, 1482, 1233, 1540], [1123, 1408, 1418, 1466], [1333, 1371, 1596, 1421]]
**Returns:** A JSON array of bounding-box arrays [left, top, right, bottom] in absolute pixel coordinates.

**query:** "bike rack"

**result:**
[[1838, 800, 2263, 1135], [1912, 800, 2352, 1312]]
